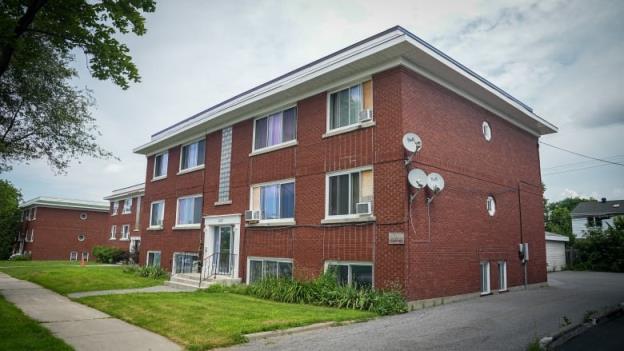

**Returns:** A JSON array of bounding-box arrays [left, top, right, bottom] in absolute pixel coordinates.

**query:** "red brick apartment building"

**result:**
[[29, 26, 555, 303], [16, 197, 110, 261], [103, 183, 145, 259]]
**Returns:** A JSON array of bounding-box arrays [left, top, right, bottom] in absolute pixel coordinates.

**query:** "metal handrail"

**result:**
[[202, 252, 237, 280]]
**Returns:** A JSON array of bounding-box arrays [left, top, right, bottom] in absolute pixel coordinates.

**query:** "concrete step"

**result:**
[[167, 275, 242, 289], [164, 280, 199, 291]]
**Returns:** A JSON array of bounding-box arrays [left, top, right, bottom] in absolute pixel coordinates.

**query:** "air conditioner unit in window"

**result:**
[[359, 109, 373, 122], [356, 202, 372, 215], [245, 210, 260, 223]]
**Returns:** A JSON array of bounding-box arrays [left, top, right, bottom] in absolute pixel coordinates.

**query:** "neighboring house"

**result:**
[[545, 232, 568, 272], [15, 197, 109, 260], [131, 25, 557, 302], [103, 183, 145, 261], [571, 198, 624, 238]]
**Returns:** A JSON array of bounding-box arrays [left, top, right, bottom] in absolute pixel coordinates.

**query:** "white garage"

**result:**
[[546, 232, 569, 272]]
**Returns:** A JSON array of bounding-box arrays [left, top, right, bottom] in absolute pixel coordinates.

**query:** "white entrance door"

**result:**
[[203, 214, 241, 279]]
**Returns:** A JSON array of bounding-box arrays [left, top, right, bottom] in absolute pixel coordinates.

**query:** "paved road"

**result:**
[[0, 272, 181, 351], [228, 271, 624, 351], [558, 314, 624, 351]]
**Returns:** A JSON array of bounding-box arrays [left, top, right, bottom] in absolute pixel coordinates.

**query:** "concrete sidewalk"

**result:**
[[0, 272, 181, 351], [67, 285, 184, 299]]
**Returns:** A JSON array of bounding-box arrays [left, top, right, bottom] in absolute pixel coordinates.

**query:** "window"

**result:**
[[176, 195, 202, 227], [587, 217, 603, 228], [250, 180, 295, 221], [482, 121, 492, 141], [82, 251, 89, 261], [487, 196, 496, 216], [26, 229, 34, 242], [498, 261, 507, 291], [69, 251, 78, 261], [253, 107, 297, 151], [180, 139, 205, 171], [248, 258, 293, 284], [328, 80, 373, 131], [147, 251, 161, 267], [327, 168, 373, 217], [149, 201, 165, 228], [480, 261, 490, 294], [325, 261, 373, 289], [218, 127, 233, 202], [121, 225, 130, 240], [112, 201, 119, 215], [110, 225, 116, 240], [122, 198, 132, 214], [77, 234, 85, 242], [80, 212, 87, 220], [153, 151, 169, 179], [29, 207, 36, 220]]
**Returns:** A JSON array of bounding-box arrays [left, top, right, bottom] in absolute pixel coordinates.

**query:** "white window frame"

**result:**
[[246, 256, 293, 284], [249, 178, 295, 223], [174, 194, 203, 229], [112, 201, 119, 216], [82, 251, 89, 261], [110, 225, 116, 240], [498, 261, 507, 291], [69, 251, 78, 261], [26, 229, 34, 242], [30, 207, 37, 220], [122, 198, 132, 214], [326, 79, 371, 133], [153, 151, 169, 180], [146, 250, 162, 267], [251, 105, 298, 154], [487, 196, 496, 216], [149, 200, 165, 229], [178, 138, 205, 174], [482, 121, 492, 141], [323, 260, 374, 288], [480, 261, 491, 295], [121, 224, 130, 240], [325, 166, 373, 220]]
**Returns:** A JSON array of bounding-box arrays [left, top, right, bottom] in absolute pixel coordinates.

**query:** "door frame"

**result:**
[[203, 214, 241, 278]]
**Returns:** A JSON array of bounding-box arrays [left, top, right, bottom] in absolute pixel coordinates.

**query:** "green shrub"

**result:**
[[136, 266, 168, 279], [92, 246, 126, 263], [9, 252, 31, 261], [247, 273, 407, 315], [202, 283, 249, 295]]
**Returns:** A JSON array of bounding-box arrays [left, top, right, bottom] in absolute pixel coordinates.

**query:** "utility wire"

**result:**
[[542, 154, 624, 171], [539, 141, 624, 167], [542, 163, 613, 176]]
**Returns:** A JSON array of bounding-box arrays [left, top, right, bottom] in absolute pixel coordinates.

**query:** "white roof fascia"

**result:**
[[19, 197, 109, 212]]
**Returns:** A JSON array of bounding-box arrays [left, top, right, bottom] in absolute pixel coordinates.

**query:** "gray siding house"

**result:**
[[571, 198, 624, 238]]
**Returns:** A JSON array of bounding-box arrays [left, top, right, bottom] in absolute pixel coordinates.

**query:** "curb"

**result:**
[[539, 302, 624, 350], [244, 320, 359, 342]]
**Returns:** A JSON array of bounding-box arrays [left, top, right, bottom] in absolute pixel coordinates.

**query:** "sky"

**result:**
[[3, 0, 623, 203]]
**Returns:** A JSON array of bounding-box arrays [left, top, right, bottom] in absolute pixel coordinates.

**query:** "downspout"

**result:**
[[517, 182, 527, 289]]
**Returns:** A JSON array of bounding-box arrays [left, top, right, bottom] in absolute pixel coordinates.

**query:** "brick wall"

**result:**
[[138, 64, 547, 301], [19, 207, 110, 261]]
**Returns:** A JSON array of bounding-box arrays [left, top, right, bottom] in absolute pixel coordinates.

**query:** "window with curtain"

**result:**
[[180, 139, 205, 170], [123, 198, 132, 214], [329, 80, 373, 130], [110, 225, 116, 239], [176, 195, 202, 226], [112, 201, 119, 215], [147, 252, 161, 267], [150, 201, 164, 228], [328, 168, 373, 217], [254, 107, 297, 151], [154, 151, 168, 178], [121, 225, 130, 240], [250, 181, 294, 220]]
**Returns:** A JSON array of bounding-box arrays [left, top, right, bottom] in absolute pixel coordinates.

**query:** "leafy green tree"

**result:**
[[544, 197, 589, 244], [0, 180, 21, 259], [573, 216, 624, 272], [0, 0, 156, 172]]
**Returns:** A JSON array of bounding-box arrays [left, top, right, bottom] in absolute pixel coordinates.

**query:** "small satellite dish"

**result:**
[[402, 133, 422, 153], [427, 173, 445, 193], [408, 169, 428, 189]]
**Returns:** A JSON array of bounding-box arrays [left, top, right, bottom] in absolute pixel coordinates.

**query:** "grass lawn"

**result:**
[[0, 295, 73, 350], [0, 260, 166, 295], [79, 291, 375, 350]]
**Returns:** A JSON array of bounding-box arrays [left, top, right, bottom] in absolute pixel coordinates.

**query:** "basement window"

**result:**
[[69, 251, 78, 261], [248, 258, 293, 284], [147, 251, 161, 267], [498, 261, 507, 291], [325, 261, 373, 289], [480, 261, 490, 294]]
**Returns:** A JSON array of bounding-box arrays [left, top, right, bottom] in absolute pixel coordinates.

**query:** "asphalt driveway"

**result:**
[[227, 271, 624, 351]]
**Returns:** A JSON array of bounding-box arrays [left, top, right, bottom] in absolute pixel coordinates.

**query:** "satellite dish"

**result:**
[[427, 173, 445, 193], [402, 133, 422, 153], [408, 169, 428, 189]]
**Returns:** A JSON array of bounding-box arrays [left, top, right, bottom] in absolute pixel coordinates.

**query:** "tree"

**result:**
[[0, 0, 156, 172], [0, 180, 21, 259], [573, 216, 624, 272], [544, 197, 588, 244]]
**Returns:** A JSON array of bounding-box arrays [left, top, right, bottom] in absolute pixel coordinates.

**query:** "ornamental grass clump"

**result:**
[[247, 272, 407, 315]]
